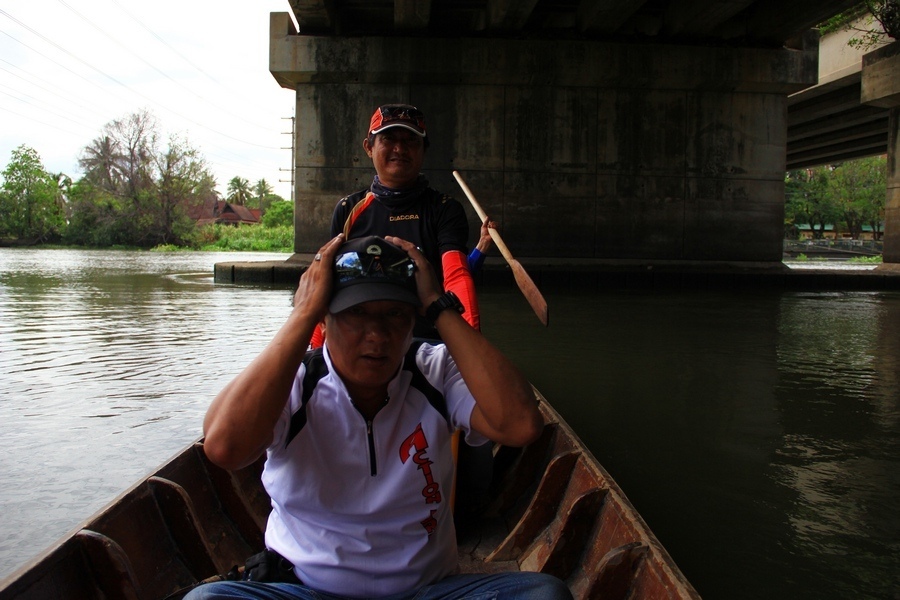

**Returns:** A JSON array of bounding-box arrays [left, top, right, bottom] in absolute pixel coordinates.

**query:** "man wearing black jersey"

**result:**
[[327, 104, 480, 341]]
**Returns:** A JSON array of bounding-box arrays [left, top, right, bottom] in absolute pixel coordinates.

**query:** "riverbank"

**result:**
[[214, 254, 900, 291]]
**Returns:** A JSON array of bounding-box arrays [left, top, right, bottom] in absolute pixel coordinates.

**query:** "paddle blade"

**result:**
[[508, 259, 549, 326]]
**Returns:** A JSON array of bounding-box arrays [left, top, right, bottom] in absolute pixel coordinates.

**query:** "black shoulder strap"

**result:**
[[403, 340, 449, 425], [285, 343, 449, 448], [285, 348, 329, 448]]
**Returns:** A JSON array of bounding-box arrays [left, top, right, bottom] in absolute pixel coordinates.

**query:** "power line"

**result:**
[[0, 59, 112, 123], [0, 7, 281, 150], [54, 0, 277, 133], [0, 29, 123, 101], [0, 86, 99, 132], [0, 105, 89, 140], [106, 0, 224, 88], [0, 1, 293, 198]]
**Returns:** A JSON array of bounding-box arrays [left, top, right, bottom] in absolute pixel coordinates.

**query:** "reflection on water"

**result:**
[[1, 249, 899, 599], [770, 293, 900, 599], [477, 288, 900, 600], [0, 248, 293, 578]]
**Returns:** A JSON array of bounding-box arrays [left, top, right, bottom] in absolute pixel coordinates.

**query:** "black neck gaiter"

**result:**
[[370, 175, 428, 211]]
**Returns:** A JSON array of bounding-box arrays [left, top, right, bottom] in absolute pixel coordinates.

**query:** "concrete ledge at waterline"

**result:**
[[214, 260, 305, 285], [214, 255, 900, 291]]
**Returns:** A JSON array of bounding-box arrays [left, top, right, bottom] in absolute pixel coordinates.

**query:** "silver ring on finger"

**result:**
[[314, 253, 322, 261]]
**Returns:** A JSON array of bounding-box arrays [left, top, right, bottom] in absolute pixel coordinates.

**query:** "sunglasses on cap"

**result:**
[[334, 248, 416, 285], [379, 105, 425, 127], [369, 104, 427, 137]]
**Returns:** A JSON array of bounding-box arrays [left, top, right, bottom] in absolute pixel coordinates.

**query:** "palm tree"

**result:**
[[79, 135, 122, 193], [227, 176, 251, 206], [253, 178, 274, 211], [51, 172, 72, 219], [254, 178, 273, 199]]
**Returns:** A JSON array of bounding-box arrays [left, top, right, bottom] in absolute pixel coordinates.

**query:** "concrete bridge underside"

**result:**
[[270, 0, 899, 264]]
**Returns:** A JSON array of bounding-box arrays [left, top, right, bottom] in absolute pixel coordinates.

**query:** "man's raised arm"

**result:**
[[386, 236, 542, 447], [202, 235, 344, 470]]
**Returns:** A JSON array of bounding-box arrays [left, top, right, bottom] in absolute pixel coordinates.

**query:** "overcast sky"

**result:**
[[0, 0, 297, 199]]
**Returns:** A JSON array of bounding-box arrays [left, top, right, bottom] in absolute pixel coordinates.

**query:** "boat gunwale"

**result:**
[[0, 389, 702, 600], [529, 389, 701, 599]]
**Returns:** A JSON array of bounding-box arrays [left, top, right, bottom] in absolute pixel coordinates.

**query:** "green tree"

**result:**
[[227, 176, 251, 206], [252, 178, 274, 211], [153, 136, 217, 245], [820, 1, 899, 49], [849, 1, 899, 49], [79, 135, 121, 193], [80, 111, 157, 200], [75, 110, 159, 245], [785, 166, 841, 239], [52, 172, 72, 220], [68, 110, 217, 247], [828, 155, 886, 239], [261, 199, 293, 228], [62, 180, 130, 247], [0, 145, 66, 242]]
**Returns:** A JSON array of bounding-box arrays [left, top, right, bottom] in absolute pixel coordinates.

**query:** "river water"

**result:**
[[0, 248, 898, 599]]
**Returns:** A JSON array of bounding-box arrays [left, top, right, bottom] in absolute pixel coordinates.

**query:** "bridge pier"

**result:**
[[862, 42, 900, 263], [886, 107, 900, 263], [270, 13, 817, 263]]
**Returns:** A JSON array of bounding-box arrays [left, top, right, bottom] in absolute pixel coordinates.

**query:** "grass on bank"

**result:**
[[150, 224, 293, 253], [848, 255, 883, 264], [792, 253, 882, 264]]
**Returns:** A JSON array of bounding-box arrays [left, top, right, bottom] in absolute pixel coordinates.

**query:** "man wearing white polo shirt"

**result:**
[[193, 235, 571, 600]]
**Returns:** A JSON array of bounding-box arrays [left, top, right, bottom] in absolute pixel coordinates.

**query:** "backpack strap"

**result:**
[[286, 342, 450, 449], [285, 348, 329, 448], [342, 191, 376, 237], [403, 340, 450, 425]]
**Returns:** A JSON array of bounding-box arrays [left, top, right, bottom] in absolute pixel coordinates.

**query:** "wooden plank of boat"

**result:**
[[0, 388, 700, 600]]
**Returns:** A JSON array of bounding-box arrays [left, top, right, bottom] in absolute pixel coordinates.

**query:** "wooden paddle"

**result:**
[[452, 171, 549, 326]]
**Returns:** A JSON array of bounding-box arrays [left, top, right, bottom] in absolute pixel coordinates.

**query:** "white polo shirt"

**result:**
[[263, 341, 487, 597]]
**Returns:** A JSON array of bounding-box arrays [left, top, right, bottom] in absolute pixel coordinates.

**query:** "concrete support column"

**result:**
[[885, 107, 900, 262], [861, 41, 900, 263], [271, 13, 817, 262]]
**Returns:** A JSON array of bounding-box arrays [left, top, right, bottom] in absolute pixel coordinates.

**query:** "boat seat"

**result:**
[[578, 541, 650, 599]]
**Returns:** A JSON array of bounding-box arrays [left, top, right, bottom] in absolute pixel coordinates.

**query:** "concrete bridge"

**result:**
[[786, 17, 899, 263], [268, 1, 899, 265], [787, 16, 895, 170]]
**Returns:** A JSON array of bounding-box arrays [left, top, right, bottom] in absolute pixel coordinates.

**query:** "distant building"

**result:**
[[188, 199, 260, 226], [795, 224, 882, 241], [795, 224, 837, 240]]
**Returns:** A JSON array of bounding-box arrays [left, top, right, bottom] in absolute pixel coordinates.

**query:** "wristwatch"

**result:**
[[425, 291, 465, 324]]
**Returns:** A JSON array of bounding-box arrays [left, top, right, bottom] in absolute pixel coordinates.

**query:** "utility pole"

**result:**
[[280, 115, 295, 203]]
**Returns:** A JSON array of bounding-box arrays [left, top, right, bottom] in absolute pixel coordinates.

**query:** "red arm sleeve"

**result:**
[[309, 322, 325, 349], [441, 250, 480, 331]]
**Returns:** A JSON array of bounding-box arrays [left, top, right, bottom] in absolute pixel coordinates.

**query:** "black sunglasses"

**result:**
[[334, 250, 416, 286], [380, 105, 426, 129]]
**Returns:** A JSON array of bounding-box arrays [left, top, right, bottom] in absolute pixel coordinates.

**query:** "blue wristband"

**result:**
[[467, 248, 485, 272]]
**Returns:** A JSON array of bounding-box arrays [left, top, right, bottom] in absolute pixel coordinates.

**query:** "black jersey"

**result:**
[[330, 187, 469, 282]]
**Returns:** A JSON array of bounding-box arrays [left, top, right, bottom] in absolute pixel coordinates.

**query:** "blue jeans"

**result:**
[[183, 572, 573, 600]]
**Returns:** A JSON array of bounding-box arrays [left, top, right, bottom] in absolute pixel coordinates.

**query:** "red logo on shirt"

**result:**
[[399, 423, 442, 509], [421, 509, 438, 535]]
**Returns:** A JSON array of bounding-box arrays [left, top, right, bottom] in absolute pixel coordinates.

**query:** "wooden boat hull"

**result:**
[[0, 389, 700, 599]]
